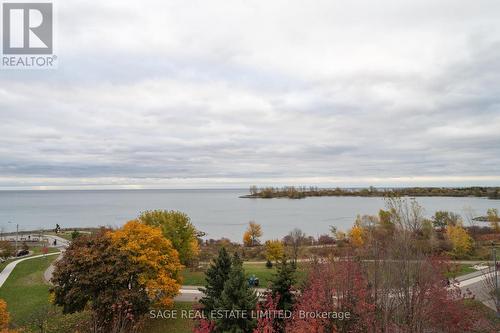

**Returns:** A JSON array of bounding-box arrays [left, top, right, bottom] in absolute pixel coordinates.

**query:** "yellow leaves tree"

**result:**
[[0, 299, 9, 331], [109, 220, 183, 308], [243, 221, 262, 247], [265, 239, 284, 263], [0, 299, 17, 333], [487, 208, 500, 233], [138, 210, 200, 266], [349, 225, 365, 248], [446, 224, 473, 258]]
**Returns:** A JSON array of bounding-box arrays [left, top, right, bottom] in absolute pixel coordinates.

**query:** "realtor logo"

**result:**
[[1, 1, 56, 69]]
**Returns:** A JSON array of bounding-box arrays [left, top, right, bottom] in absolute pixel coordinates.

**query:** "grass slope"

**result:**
[[142, 302, 195, 333], [183, 261, 306, 287], [0, 256, 56, 326]]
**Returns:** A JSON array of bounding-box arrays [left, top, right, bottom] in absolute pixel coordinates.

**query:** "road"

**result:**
[[174, 271, 500, 305], [457, 270, 497, 310], [174, 286, 267, 302]]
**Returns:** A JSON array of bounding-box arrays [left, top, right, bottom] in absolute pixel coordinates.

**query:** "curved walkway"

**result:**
[[0, 252, 61, 288]]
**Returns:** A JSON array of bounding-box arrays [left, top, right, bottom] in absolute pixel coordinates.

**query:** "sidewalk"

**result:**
[[0, 252, 61, 288], [456, 267, 492, 283]]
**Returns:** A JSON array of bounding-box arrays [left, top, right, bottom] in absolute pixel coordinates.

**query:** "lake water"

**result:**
[[0, 189, 499, 241]]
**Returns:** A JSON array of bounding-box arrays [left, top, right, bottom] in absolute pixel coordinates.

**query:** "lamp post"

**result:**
[[492, 242, 499, 317], [8, 222, 18, 255]]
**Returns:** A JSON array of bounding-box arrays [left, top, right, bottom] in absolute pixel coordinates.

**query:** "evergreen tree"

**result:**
[[214, 253, 258, 333], [270, 256, 296, 312], [199, 247, 232, 315], [268, 256, 296, 332]]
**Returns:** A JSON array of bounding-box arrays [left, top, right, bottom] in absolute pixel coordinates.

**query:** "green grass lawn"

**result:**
[[182, 262, 306, 287], [445, 263, 480, 278], [455, 264, 478, 276], [141, 302, 195, 333], [0, 256, 56, 326], [31, 246, 60, 255]]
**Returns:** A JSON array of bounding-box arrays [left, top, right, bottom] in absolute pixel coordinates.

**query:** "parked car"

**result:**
[[248, 275, 260, 287], [16, 249, 29, 257]]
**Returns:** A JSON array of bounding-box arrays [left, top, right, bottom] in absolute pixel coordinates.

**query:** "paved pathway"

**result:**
[[174, 272, 498, 303], [0, 252, 61, 288], [41, 234, 70, 284], [174, 285, 266, 302], [0, 233, 69, 288], [43, 252, 64, 283], [43, 234, 71, 249]]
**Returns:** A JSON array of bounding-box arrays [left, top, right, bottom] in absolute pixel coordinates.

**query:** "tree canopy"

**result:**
[[264, 239, 284, 263], [243, 221, 262, 247], [51, 222, 182, 331], [214, 253, 257, 333], [199, 247, 232, 315], [138, 210, 200, 265]]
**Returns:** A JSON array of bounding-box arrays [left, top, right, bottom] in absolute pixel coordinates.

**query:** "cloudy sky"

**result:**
[[1, 0, 500, 190]]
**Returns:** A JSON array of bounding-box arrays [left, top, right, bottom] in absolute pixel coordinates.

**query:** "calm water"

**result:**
[[0, 189, 499, 241]]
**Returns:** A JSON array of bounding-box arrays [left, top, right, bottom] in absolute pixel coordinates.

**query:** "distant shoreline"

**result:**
[[241, 186, 500, 200]]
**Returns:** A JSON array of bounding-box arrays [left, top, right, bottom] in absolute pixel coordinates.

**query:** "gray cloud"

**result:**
[[1, 0, 500, 189]]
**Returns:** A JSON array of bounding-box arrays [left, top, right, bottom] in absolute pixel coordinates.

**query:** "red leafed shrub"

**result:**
[[279, 256, 496, 333], [193, 319, 215, 333], [253, 293, 280, 333], [286, 259, 376, 333]]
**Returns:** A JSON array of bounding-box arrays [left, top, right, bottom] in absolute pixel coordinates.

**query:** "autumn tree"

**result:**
[[0, 299, 10, 332], [369, 198, 491, 332], [487, 208, 500, 232], [253, 294, 280, 333], [109, 220, 183, 308], [286, 259, 375, 333], [446, 224, 473, 258], [0, 242, 13, 261], [349, 225, 364, 248], [51, 222, 182, 332], [264, 240, 284, 264], [481, 265, 500, 316], [138, 210, 200, 265], [284, 228, 305, 266], [243, 221, 263, 247], [378, 209, 395, 236], [284, 256, 488, 333], [52, 229, 145, 332], [335, 229, 347, 246], [432, 211, 461, 230]]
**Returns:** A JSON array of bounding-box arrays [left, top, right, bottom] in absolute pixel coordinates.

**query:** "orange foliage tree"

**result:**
[[51, 222, 183, 332], [0, 299, 9, 331], [0, 299, 18, 333], [109, 220, 183, 308], [243, 221, 263, 247]]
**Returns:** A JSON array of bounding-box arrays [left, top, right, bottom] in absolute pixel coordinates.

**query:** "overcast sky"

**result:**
[[1, 0, 500, 190]]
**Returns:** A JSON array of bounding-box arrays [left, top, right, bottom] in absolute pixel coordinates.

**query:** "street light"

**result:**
[[8, 221, 19, 255], [492, 241, 499, 317]]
